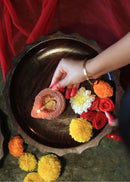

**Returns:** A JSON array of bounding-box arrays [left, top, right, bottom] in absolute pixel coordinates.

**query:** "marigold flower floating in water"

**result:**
[[70, 87, 95, 114], [69, 118, 93, 143], [23, 172, 45, 182], [18, 153, 37, 171], [38, 154, 61, 182], [93, 80, 113, 98], [8, 136, 24, 157]]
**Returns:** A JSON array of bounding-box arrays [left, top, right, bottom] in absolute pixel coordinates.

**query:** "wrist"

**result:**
[[85, 58, 100, 79], [83, 59, 93, 85]]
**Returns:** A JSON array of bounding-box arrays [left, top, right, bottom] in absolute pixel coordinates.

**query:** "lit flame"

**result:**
[[37, 109, 41, 113], [36, 98, 56, 113]]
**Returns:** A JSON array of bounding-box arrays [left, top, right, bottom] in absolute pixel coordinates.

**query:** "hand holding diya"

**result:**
[[31, 88, 66, 120]]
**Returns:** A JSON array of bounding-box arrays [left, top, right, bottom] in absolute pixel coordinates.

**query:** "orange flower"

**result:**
[[8, 136, 24, 157], [93, 80, 113, 98]]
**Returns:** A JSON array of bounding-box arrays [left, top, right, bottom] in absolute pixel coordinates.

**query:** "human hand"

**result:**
[[49, 58, 86, 99]]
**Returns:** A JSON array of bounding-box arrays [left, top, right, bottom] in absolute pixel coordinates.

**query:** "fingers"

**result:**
[[65, 83, 80, 99], [65, 86, 72, 99], [50, 71, 62, 88], [50, 82, 79, 99], [70, 83, 80, 97], [50, 63, 64, 87], [50, 73, 66, 92], [59, 87, 65, 94], [51, 81, 61, 91], [51, 81, 65, 95]]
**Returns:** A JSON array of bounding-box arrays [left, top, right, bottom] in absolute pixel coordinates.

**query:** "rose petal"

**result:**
[[99, 97, 115, 112], [80, 110, 97, 121], [92, 111, 107, 129], [88, 97, 100, 110]]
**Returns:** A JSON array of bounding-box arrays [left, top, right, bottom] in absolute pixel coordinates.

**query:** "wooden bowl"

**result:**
[[3, 32, 114, 156]]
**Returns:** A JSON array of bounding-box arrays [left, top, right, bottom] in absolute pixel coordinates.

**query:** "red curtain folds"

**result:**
[[0, 0, 58, 80], [49, 0, 130, 90], [0, 0, 130, 142], [0, 0, 130, 80]]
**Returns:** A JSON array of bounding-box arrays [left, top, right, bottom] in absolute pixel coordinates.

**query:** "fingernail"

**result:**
[[51, 82, 61, 91], [52, 87, 58, 91], [65, 88, 72, 99], [49, 84, 54, 88], [70, 88, 78, 97]]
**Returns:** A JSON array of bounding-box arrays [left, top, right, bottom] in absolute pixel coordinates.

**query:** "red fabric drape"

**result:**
[[0, 0, 58, 80], [0, 0, 130, 80], [49, 0, 130, 90], [49, 0, 130, 48], [0, 0, 130, 142], [49, 0, 130, 142]]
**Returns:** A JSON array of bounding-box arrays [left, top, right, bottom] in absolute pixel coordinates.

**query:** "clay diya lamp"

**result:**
[[31, 88, 66, 120]]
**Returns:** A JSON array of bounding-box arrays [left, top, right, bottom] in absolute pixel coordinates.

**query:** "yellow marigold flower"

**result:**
[[93, 80, 113, 98], [8, 136, 24, 157], [70, 87, 95, 114], [69, 118, 93, 143], [38, 154, 61, 182], [18, 153, 37, 171], [23, 172, 45, 182]]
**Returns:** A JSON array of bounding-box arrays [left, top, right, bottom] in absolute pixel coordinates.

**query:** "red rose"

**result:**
[[80, 110, 97, 121], [92, 111, 108, 130], [80, 97, 115, 130], [99, 97, 115, 112], [88, 97, 100, 110]]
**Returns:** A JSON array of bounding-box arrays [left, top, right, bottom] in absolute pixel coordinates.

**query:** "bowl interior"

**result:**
[[9, 38, 115, 148]]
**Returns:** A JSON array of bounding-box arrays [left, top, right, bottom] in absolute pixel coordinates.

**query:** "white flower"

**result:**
[[70, 87, 95, 115]]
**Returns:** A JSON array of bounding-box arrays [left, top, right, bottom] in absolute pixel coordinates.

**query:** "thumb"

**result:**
[[51, 77, 69, 91]]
